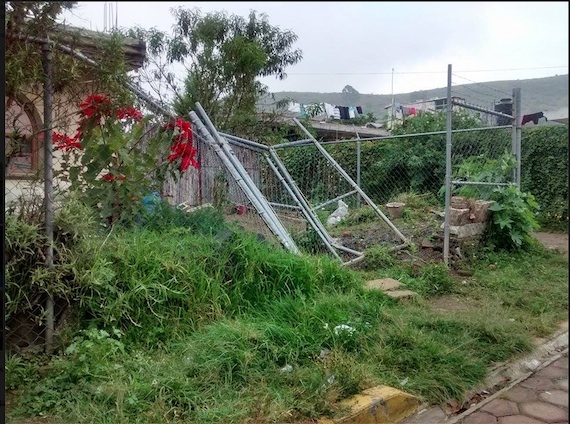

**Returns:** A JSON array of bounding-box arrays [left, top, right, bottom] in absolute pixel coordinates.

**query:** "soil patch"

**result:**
[[533, 232, 568, 256]]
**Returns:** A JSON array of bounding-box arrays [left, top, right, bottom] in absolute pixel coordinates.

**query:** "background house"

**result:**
[[5, 26, 146, 207], [383, 96, 467, 129]]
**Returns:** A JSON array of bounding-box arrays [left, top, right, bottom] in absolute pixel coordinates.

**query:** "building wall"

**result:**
[[5, 83, 92, 209]]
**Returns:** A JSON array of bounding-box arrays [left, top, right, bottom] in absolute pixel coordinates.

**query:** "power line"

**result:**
[[453, 73, 565, 114], [452, 73, 513, 98], [285, 65, 568, 76]]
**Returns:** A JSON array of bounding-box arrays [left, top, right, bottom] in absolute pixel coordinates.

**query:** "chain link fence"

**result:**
[[6, 33, 523, 356]]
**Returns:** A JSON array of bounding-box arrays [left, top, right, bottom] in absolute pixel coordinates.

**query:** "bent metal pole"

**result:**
[[189, 111, 299, 254]]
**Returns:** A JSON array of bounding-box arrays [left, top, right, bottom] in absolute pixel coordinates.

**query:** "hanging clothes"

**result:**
[[356, 106, 363, 115], [337, 106, 350, 120], [333, 107, 341, 120], [521, 112, 546, 125], [324, 103, 337, 118], [348, 106, 356, 119], [299, 104, 308, 118]]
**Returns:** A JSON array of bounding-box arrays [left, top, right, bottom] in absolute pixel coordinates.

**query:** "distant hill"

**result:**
[[264, 74, 568, 122]]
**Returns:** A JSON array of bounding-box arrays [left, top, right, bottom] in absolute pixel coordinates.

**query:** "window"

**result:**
[[434, 98, 447, 111], [5, 95, 43, 178]]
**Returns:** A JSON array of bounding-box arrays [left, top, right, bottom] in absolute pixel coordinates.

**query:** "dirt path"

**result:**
[[534, 231, 568, 256]]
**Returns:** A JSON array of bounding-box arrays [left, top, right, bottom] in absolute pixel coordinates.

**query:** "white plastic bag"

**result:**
[[326, 200, 349, 227]]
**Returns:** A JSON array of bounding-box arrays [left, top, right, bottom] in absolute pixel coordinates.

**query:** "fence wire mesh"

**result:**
[[450, 127, 515, 200]]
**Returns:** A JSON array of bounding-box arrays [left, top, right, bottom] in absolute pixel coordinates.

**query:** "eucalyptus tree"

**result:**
[[129, 7, 303, 135]]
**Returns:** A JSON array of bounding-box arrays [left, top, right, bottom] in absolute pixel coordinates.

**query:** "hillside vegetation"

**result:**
[[265, 74, 568, 121]]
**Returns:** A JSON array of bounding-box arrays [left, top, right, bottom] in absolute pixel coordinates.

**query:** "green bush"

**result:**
[[5, 195, 98, 325], [486, 186, 540, 250], [520, 125, 568, 230]]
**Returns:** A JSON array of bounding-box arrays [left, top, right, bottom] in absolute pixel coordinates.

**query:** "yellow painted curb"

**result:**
[[319, 385, 420, 424]]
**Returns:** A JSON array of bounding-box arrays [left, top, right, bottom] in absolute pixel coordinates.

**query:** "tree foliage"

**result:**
[[5, 1, 76, 35], [128, 7, 302, 135]]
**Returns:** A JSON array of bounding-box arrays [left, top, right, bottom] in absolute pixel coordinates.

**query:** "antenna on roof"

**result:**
[[103, 2, 118, 32]]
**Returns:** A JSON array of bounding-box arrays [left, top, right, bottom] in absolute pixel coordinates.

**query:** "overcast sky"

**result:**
[[59, 1, 569, 95]]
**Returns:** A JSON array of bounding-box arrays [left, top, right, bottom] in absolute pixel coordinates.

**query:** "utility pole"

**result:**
[[391, 68, 395, 128]]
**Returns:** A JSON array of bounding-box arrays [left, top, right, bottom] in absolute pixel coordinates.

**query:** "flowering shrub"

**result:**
[[54, 94, 199, 225]]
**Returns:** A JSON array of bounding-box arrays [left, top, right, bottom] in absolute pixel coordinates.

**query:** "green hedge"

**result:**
[[521, 125, 568, 230]]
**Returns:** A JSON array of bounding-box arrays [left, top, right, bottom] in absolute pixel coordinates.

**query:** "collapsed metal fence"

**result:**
[[5, 33, 522, 356]]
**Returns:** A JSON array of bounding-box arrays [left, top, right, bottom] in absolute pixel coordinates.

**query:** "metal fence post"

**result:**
[[514, 88, 522, 187], [356, 133, 361, 208], [443, 64, 452, 266], [42, 40, 55, 353]]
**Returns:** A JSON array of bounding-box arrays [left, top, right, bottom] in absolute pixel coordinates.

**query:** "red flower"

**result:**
[[163, 117, 193, 143], [53, 131, 82, 151], [163, 117, 199, 172], [117, 106, 144, 122], [101, 173, 127, 182], [180, 152, 199, 171], [79, 94, 112, 119]]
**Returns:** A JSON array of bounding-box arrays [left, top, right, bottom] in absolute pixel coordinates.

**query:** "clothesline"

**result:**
[[287, 101, 365, 120]]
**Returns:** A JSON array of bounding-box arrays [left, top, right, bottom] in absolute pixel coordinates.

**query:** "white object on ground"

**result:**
[[326, 200, 349, 227], [334, 324, 355, 336]]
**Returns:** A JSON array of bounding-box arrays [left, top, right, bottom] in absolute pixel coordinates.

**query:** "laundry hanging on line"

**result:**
[[521, 111, 547, 125], [334, 105, 364, 120]]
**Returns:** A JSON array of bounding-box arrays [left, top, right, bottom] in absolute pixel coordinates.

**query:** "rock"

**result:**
[[365, 278, 403, 291], [454, 246, 463, 259], [385, 290, 418, 300]]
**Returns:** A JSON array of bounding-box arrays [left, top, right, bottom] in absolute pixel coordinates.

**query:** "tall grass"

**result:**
[[72, 204, 362, 345], [6, 199, 568, 424], [13, 289, 533, 423]]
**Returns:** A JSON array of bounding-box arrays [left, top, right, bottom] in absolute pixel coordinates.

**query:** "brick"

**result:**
[[470, 200, 494, 223], [450, 207, 471, 226], [463, 411, 498, 424], [365, 278, 403, 291], [520, 401, 568, 423], [498, 416, 546, 424], [521, 378, 557, 391], [557, 379, 568, 391], [536, 365, 569, 380], [551, 356, 568, 370], [538, 390, 569, 408], [504, 387, 538, 403], [481, 399, 519, 417]]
